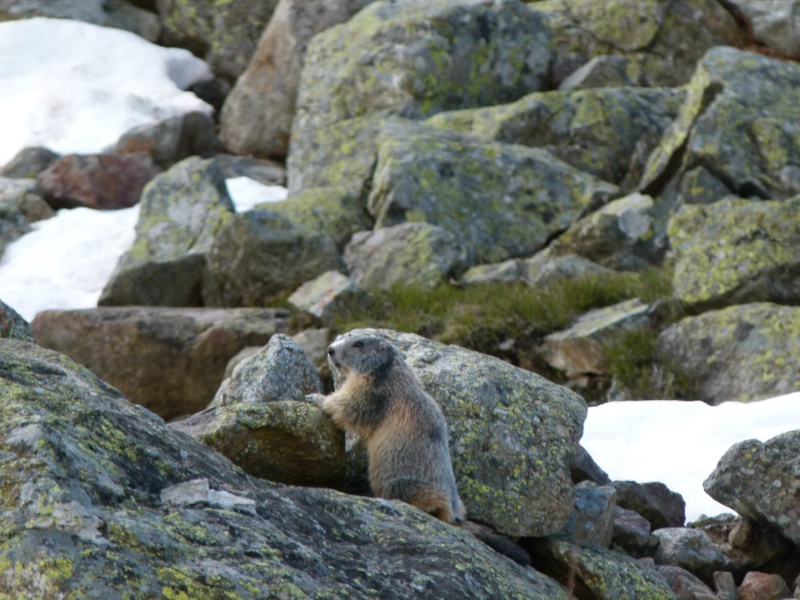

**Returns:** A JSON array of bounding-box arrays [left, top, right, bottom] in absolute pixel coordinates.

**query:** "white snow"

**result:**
[[225, 176, 289, 211], [0, 18, 213, 165]]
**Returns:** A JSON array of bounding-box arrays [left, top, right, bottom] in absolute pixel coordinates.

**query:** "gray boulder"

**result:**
[[99, 157, 234, 307], [553, 481, 617, 549], [523, 252, 617, 287], [727, 1, 800, 57], [704, 430, 800, 545], [0, 146, 60, 178], [613, 480, 686, 529], [288, 271, 368, 326], [0, 338, 568, 599], [652, 528, 733, 586], [612, 506, 659, 557], [656, 566, 718, 600], [202, 210, 345, 307], [668, 197, 800, 311], [656, 303, 800, 403], [0, 177, 52, 258], [0, 298, 33, 341], [31, 307, 290, 420], [329, 329, 588, 538], [368, 119, 619, 264]]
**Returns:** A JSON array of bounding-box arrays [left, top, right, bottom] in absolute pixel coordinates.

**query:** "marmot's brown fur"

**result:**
[[313, 333, 465, 524]]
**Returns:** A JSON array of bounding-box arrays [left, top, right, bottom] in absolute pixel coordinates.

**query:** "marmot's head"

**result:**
[[327, 334, 398, 378]]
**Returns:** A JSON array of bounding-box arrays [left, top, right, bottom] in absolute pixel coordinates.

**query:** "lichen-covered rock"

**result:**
[[613, 480, 686, 529], [428, 88, 684, 192], [558, 55, 636, 91], [652, 528, 733, 586], [30, 306, 290, 420], [704, 430, 800, 545], [523, 252, 617, 287], [0, 338, 569, 599], [267, 185, 373, 249], [536, 0, 744, 87], [288, 271, 368, 326], [459, 259, 522, 285], [329, 328, 588, 538], [528, 539, 678, 600], [99, 157, 234, 307], [202, 210, 345, 307], [0, 177, 52, 258], [655, 303, 800, 403], [727, 1, 800, 57], [220, 0, 376, 160], [368, 118, 619, 263], [0, 146, 60, 178], [344, 222, 472, 291], [642, 47, 800, 200], [612, 506, 659, 557], [543, 299, 651, 375], [0, 298, 33, 341], [553, 481, 617, 549], [677, 166, 734, 205], [156, 0, 279, 81], [668, 197, 800, 311]]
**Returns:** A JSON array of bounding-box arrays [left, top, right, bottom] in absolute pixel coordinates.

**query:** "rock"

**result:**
[[213, 153, 286, 187], [668, 197, 800, 311], [31, 306, 290, 420], [202, 210, 345, 307], [160, 478, 256, 515], [527, 539, 678, 600], [0, 146, 60, 178], [220, 0, 376, 160], [172, 334, 345, 487], [642, 47, 800, 200], [542, 299, 651, 376], [329, 329, 587, 538], [738, 572, 792, 600], [569, 443, 611, 486], [268, 185, 373, 249], [554, 481, 616, 548], [704, 429, 800, 545], [613, 480, 686, 529], [558, 55, 637, 91], [0, 338, 569, 599], [156, 0, 279, 81], [652, 528, 733, 585], [537, 0, 744, 87], [99, 157, 234, 307], [428, 87, 684, 192], [549, 193, 663, 270], [343, 223, 472, 291], [0, 298, 33, 341], [36, 152, 161, 210], [612, 506, 659, 558], [222, 346, 261, 379], [114, 112, 220, 169], [656, 303, 800, 403], [656, 565, 718, 600], [677, 166, 733, 205], [288, 271, 367, 326], [368, 118, 620, 264], [459, 259, 522, 285], [523, 252, 618, 287], [0, 0, 160, 41], [727, 0, 800, 57], [0, 177, 52, 258], [714, 571, 738, 600]]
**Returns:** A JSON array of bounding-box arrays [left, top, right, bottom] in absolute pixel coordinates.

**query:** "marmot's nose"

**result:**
[[327, 345, 335, 356]]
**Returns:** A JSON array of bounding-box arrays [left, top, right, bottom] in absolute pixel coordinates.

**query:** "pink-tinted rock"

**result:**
[[738, 571, 791, 600], [37, 152, 161, 210]]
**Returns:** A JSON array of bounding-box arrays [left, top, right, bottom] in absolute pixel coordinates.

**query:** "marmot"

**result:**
[[312, 333, 465, 524]]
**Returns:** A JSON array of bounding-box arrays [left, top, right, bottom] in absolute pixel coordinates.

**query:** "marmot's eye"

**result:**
[[353, 340, 364, 348]]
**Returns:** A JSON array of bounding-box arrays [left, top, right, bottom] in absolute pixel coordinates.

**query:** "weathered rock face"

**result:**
[[0, 339, 569, 599], [31, 307, 290, 420], [652, 528, 733, 585], [642, 47, 800, 201], [220, 0, 376, 160], [668, 197, 800, 311], [428, 88, 685, 192], [202, 210, 345, 307], [367, 119, 619, 264], [0, 298, 33, 341], [99, 157, 234, 307], [553, 481, 617, 549], [612, 506, 658, 557], [0, 146, 60, 178], [656, 303, 800, 403], [704, 430, 800, 545], [36, 152, 161, 210], [557, 55, 636, 91], [537, 0, 744, 87], [737, 571, 792, 600], [728, 0, 800, 57], [613, 480, 686, 529], [329, 329, 588, 538], [523, 252, 617, 287], [0, 177, 52, 258], [656, 566, 718, 600], [156, 0, 279, 81], [288, 270, 367, 326], [213, 153, 287, 187]]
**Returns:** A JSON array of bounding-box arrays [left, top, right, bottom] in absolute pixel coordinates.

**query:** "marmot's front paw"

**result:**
[[304, 393, 326, 407]]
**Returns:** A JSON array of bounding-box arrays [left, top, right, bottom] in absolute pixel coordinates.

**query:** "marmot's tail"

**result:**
[[383, 478, 455, 524]]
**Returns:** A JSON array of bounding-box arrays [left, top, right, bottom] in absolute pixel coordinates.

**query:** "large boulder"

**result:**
[[220, 0, 376, 160], [651, 528, 733, 585], [156, 0, 279, 81], [0, 338, 568, 599], [537, 0, 744, 87], [31, 307, 290, 420], [704, 429, 800, 545], [727, 1, 800, 57], [99, 157, 234, 307], [201, 210, 345, 307], [656, 303, 800, 403], [428, 87, 685, 192], [0, 177, 52, 258], [329, 329, 588, 538], [367, 119, 620, 264], [642, 47, 800, 200], [668, 197, 800, 311]]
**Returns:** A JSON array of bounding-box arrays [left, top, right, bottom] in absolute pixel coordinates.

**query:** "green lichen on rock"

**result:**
[[0, 298, 33, 342], [668, 197, 800, 310], [656, 303, 800, 402], [367, 118, 619, 264]]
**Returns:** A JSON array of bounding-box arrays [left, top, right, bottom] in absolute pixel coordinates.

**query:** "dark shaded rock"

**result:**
[[569, 443, 611, 485], [0, 298, 33, 341], [31, 306, 290, 420], [656, 565, 718, 600], [553, 481, 616, 549], [613, 506, 659, 557], [613, 480, 686, 529], [0, 146, 60, 178]]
